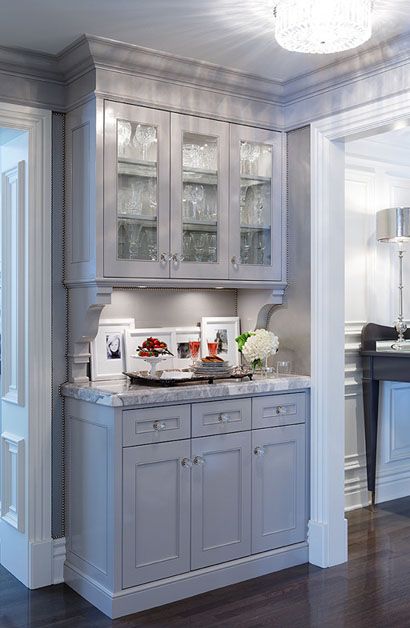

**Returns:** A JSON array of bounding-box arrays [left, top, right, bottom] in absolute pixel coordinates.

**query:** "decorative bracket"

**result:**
[[237, 287, 286, 331], [67, 284, 113, 382]]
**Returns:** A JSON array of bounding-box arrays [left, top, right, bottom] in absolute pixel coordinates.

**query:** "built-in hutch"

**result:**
[[61, 36, 308, 621]]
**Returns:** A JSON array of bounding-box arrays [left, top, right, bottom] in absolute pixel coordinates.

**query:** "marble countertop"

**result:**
[[61, 374, 311, 407]]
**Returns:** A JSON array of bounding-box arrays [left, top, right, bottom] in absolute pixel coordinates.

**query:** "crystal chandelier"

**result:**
[[274, 0, 373, 54]]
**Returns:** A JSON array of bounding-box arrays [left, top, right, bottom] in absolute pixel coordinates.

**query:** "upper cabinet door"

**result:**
[[170, 114, 229, 279], [104, 102, 171, 278], [229, 125, 284, 282]]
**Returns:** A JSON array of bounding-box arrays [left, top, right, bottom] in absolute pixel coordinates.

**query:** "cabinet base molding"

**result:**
[[64, 542, 308, 619]]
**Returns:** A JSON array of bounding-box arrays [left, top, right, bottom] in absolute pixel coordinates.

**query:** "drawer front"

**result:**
[[252, 393, 306, 429], [192, 398, 251, 437], [123, 405, 190, 446]]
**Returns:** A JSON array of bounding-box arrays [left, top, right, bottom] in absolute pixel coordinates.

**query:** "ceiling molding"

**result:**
[[0, 31, 409, 122], [68, 34, 285, 105], [283, 32, 410, 105]]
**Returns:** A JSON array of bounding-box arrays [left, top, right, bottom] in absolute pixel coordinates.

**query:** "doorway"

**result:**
[[310, 92, 410, 569], [0, 103, 52, 588]]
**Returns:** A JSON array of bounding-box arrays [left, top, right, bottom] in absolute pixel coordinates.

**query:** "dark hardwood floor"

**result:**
[[2, 498, 410, 627]]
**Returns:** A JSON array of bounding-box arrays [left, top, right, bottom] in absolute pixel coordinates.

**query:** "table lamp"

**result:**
[[377, 207, 410, 350]]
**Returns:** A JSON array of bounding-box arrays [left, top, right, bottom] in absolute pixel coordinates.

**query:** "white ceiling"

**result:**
[[0, 0, 410, 82]]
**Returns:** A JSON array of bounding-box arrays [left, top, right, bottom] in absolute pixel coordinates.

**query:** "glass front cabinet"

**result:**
[[104, 102, 284, 285]]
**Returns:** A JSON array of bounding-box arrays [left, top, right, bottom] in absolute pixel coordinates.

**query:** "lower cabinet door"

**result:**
[[123, 440, 191, 587], [191, 432, 251, 569], [252, 425, 306, 554]]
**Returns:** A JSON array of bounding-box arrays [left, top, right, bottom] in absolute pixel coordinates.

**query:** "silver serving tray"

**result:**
[[124, 368, 253, 387]]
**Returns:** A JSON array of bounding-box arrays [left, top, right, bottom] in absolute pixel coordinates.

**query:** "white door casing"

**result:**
[[310, 91, 410, 568], [0, 102, 52, 588]]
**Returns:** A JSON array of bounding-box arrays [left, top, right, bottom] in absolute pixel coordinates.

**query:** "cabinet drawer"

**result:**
[[252, 393, 306, 429], [192, 398, 251, 437], [123, 405, 190, 446]]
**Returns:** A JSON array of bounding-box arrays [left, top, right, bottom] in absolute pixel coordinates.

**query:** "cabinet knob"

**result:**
[[218, 413, 230, 424], [160, 252, 171, 263], [275, 406, 285, 415], [172, 253, 185, 265], [153, 420, 166, 431], [231, 256, 239, 268], [181, 457, 192, 468], [254, 446, 265, 457], [193, 455, 205, 466]]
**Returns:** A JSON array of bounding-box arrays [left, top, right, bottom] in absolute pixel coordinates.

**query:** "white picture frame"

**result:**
[[201, 316, 240, 366], [174, 326, 201, 368], [125, 327, 176, 372], [90, 318, 135, 381]]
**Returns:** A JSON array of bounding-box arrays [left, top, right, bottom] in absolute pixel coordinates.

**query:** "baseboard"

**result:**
[[52, 537, 66, 584], [64, 542, 309, 619], [345, 465, 410, 511], [308, 518, 348, 568]]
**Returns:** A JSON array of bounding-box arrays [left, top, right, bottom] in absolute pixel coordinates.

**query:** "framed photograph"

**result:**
[[90, 319, 134, 381], [125, 327, 176, 372], [174, 326, 201, 368], [201, 316, 240, 366]]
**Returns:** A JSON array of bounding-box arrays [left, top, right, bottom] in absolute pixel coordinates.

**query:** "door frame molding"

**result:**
[[310, 91, 410, 567], [0, 101, 53, 587]]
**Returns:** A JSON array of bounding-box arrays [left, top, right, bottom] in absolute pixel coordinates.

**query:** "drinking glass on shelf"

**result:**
[[117, 121, 132, 156], [133, 124, 156, 160], [195, 233, 207, 262], [207, 341, 218, 357], [189, 340, 201, 363], [183, 143, 201, 169], [241, 142, 261, 176], [191, 184, 204, 220], [276, 360, 291, 375]]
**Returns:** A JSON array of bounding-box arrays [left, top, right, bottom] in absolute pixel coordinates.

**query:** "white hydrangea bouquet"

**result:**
[[235, 328, 279, 371]]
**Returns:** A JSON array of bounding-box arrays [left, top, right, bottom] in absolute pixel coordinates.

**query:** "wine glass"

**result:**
[[190, 184, 204, 220], [189, 340, 200, 365], [133, 124, 156, 160], [117, 121, 132, 156], [241, 142, 261, 176]]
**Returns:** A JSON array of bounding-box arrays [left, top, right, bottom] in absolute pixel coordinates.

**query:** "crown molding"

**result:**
[[283, 32, 410, 105], [60, 34, 284, 105], [0, 31, 410, 123]]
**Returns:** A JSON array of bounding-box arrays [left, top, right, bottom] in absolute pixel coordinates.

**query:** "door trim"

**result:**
[[310, 90, 410, 568], [0, 101, 52, 588]]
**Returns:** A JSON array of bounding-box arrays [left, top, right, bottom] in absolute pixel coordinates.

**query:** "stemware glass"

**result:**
[[241, 142, 261, 176], [133, 124, 156, 160], [195, 233, 207, 262], [207, 233, 217, 262], [190, 184, 204, 220], [117, 121, 132, 156], [189, 340, 201, 363], [146, 179, 157, 216]]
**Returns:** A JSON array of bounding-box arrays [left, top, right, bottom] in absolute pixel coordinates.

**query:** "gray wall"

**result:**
[[268, 127, 311, 375], [103, 288, 238, 327]]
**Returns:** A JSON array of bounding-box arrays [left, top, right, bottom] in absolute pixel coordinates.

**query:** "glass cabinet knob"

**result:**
[[254, 446, 265, 457], [172, 253, 185, 264], [160, 252, 172, 263], [218, 413, 230, 424], [153, 420, 166, 431], [231, 256, 239, 267], [181, 457, 192, 468], [193, 455, 205, 466], [275, 406, 285, 415]]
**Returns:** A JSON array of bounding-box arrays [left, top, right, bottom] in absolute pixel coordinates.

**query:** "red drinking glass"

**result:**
[[207, 341, 218, 357], [189, 340, 200, 360]]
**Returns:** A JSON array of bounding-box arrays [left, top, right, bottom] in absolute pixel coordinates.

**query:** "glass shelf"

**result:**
[[240, 224, 271, 230], [118, 214, 157, 222], [118, 160, 157, 178]]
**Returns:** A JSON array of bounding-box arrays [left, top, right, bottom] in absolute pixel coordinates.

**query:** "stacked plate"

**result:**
[[192, 359, 232, 377]]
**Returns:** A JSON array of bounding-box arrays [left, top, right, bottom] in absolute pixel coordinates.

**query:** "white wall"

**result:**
[[345, 131, 410, 510]]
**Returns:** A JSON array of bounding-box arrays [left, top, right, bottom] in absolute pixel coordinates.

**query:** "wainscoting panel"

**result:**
[[1, 432, 25, 531], [1, 161, 26, 405], [345, 151, 410, 509]]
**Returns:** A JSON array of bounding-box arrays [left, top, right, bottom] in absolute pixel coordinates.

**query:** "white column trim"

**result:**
[[0, 101, 52, 588], [310, 90, 410, 568]]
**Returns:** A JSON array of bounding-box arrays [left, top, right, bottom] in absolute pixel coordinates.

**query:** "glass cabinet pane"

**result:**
[[239, 141, 272, 266], [181, 132, 218, 264], [117, 120, 158, 261]]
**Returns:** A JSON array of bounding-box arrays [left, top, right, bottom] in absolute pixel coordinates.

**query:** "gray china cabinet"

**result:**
[[64, 387, 309, 618], [66, 100, 285, 288]]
